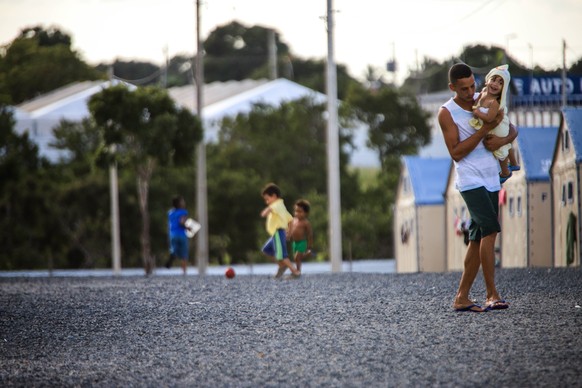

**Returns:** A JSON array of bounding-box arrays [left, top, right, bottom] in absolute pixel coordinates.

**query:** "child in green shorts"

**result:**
[[287, 199, 313, 272]]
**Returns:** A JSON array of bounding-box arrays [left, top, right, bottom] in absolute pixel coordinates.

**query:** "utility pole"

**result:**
[[162, 45, 169, 88], [268, 29, 277, 80], [107, 67, 121, 276], [561, 39, 567, 107], [109, 146, 121, 276], [504, 33, 517, 64], [326, 0, 343, 272], [195, 0, 208, 275]]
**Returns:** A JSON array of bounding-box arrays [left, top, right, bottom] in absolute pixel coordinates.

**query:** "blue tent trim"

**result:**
[[562, 107, 582, 162], [403, 156, 451, 205], [516, 126, 558, 182]]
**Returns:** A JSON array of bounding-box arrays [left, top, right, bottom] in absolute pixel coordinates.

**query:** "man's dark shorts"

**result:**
[[460, 187, 500, 241]]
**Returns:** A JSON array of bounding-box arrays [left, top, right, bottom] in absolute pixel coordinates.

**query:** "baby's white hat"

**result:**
[[485, 64, 511, 110]]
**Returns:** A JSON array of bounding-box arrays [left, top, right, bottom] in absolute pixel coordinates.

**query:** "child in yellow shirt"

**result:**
[[260, 183, 301, 278]]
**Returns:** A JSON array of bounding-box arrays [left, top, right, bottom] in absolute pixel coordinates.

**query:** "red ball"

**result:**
[[225, 267, 235, 279]]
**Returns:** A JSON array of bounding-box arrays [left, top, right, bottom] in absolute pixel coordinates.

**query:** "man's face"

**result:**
[[450, 75, 476, 103]]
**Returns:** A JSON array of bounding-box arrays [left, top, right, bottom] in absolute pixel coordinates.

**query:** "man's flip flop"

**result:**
[[485, 300, 509, 310], [509, 165, 521, 171], [455, 304, 486, 313]]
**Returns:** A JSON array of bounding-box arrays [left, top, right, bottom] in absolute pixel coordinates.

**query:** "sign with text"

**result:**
[[513, 76, 582, 96]]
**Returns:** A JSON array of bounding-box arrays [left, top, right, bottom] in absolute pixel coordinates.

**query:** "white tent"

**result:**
[[13, 80, 131, 162], [169, 78, 378, 167], [13, 78, 379, 167]]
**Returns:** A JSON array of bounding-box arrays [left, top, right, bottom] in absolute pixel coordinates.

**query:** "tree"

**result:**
[[206, 97, 360, 263], [346, 84, 432, 170], [0, 25, 103, 104], [95, 59, 162, 86], [88, 84, 203, 275], [401, 44, 537, 94], [0, 106, 69, 269], [50, 119, 114, 268], [203, 21, 359, 99], [285, 57, 358, 101], [204, 21, 290, 83]]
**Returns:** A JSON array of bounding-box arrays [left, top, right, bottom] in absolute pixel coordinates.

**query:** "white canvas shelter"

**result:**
[[444, 162, 471, 271], [499, 126, 557, 268], [12, 78, 379, 168], [168, 78, 379, 168], [394, 156, 450, 273], [551, 107, 582, 267], [13, 80, 131, 162]]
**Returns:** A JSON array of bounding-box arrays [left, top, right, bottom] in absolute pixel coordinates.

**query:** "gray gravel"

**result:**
[[1, 267, 581, 387]]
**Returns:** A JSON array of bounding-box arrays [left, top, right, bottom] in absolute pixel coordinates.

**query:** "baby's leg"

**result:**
[[508, 148, 520, 169], [499, 157, 510, 177]]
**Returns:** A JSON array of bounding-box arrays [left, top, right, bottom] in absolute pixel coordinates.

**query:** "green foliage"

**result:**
[[87, 84, 202, 274], [287, 58, 358, 100], [346, 84, 432, 170], [88, 84, 202, 167], [205, 97, 363, 262], [51, 118, 108, 173], [401, 44, 542, 94], [0, 26, 103, 104], [3, 21, 509, 269], [0, 107, 67, 269], [165, 55, 194, 87], [204, 21, 290, 83], [53, 172, 112, 268]]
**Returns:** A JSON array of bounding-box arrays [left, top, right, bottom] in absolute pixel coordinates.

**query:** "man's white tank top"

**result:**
[[442, 97, 501, 192]]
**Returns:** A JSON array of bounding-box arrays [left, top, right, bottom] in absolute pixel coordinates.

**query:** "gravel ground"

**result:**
[[1, 267, 581, 387]]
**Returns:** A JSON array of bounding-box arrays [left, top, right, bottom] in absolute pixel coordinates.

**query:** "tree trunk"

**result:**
[[137, 159, 155, 275]]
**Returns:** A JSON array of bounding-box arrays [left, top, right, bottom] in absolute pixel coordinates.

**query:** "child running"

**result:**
[[260, 183, 301, 279], [166, 195, 193, 275], [469, 64, 520, 183], [287, 199, 313, 273]]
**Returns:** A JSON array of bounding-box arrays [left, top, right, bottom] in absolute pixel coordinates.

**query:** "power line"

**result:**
[[112, 68, 163, 85]]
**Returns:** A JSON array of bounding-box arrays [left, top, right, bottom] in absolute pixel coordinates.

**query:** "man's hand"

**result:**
[[484, 123, 518, 152], [483, 133, 505, 151]]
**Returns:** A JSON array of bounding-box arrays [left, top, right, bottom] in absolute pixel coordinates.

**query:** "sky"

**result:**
[[1, 0, 581, 86]]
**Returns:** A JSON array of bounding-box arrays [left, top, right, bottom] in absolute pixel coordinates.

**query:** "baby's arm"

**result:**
[[473, 99, 500, 123]]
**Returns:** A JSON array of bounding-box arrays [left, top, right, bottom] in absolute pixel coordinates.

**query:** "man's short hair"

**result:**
[[449, 63, 473, 84]]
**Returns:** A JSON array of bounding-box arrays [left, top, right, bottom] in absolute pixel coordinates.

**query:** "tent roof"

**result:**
[[168, 78, 326, 121], [403, 156, 451, 205], [15, 80, 131, 120], [517, 126, 558, 182], [562, 107, 582, 162], [167, 79, 269, 113], [11, 78, 377, 167]]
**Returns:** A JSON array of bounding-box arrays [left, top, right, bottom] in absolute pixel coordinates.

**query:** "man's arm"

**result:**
[[438, 107, 490, 162], [483, 122, 518, 152]]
